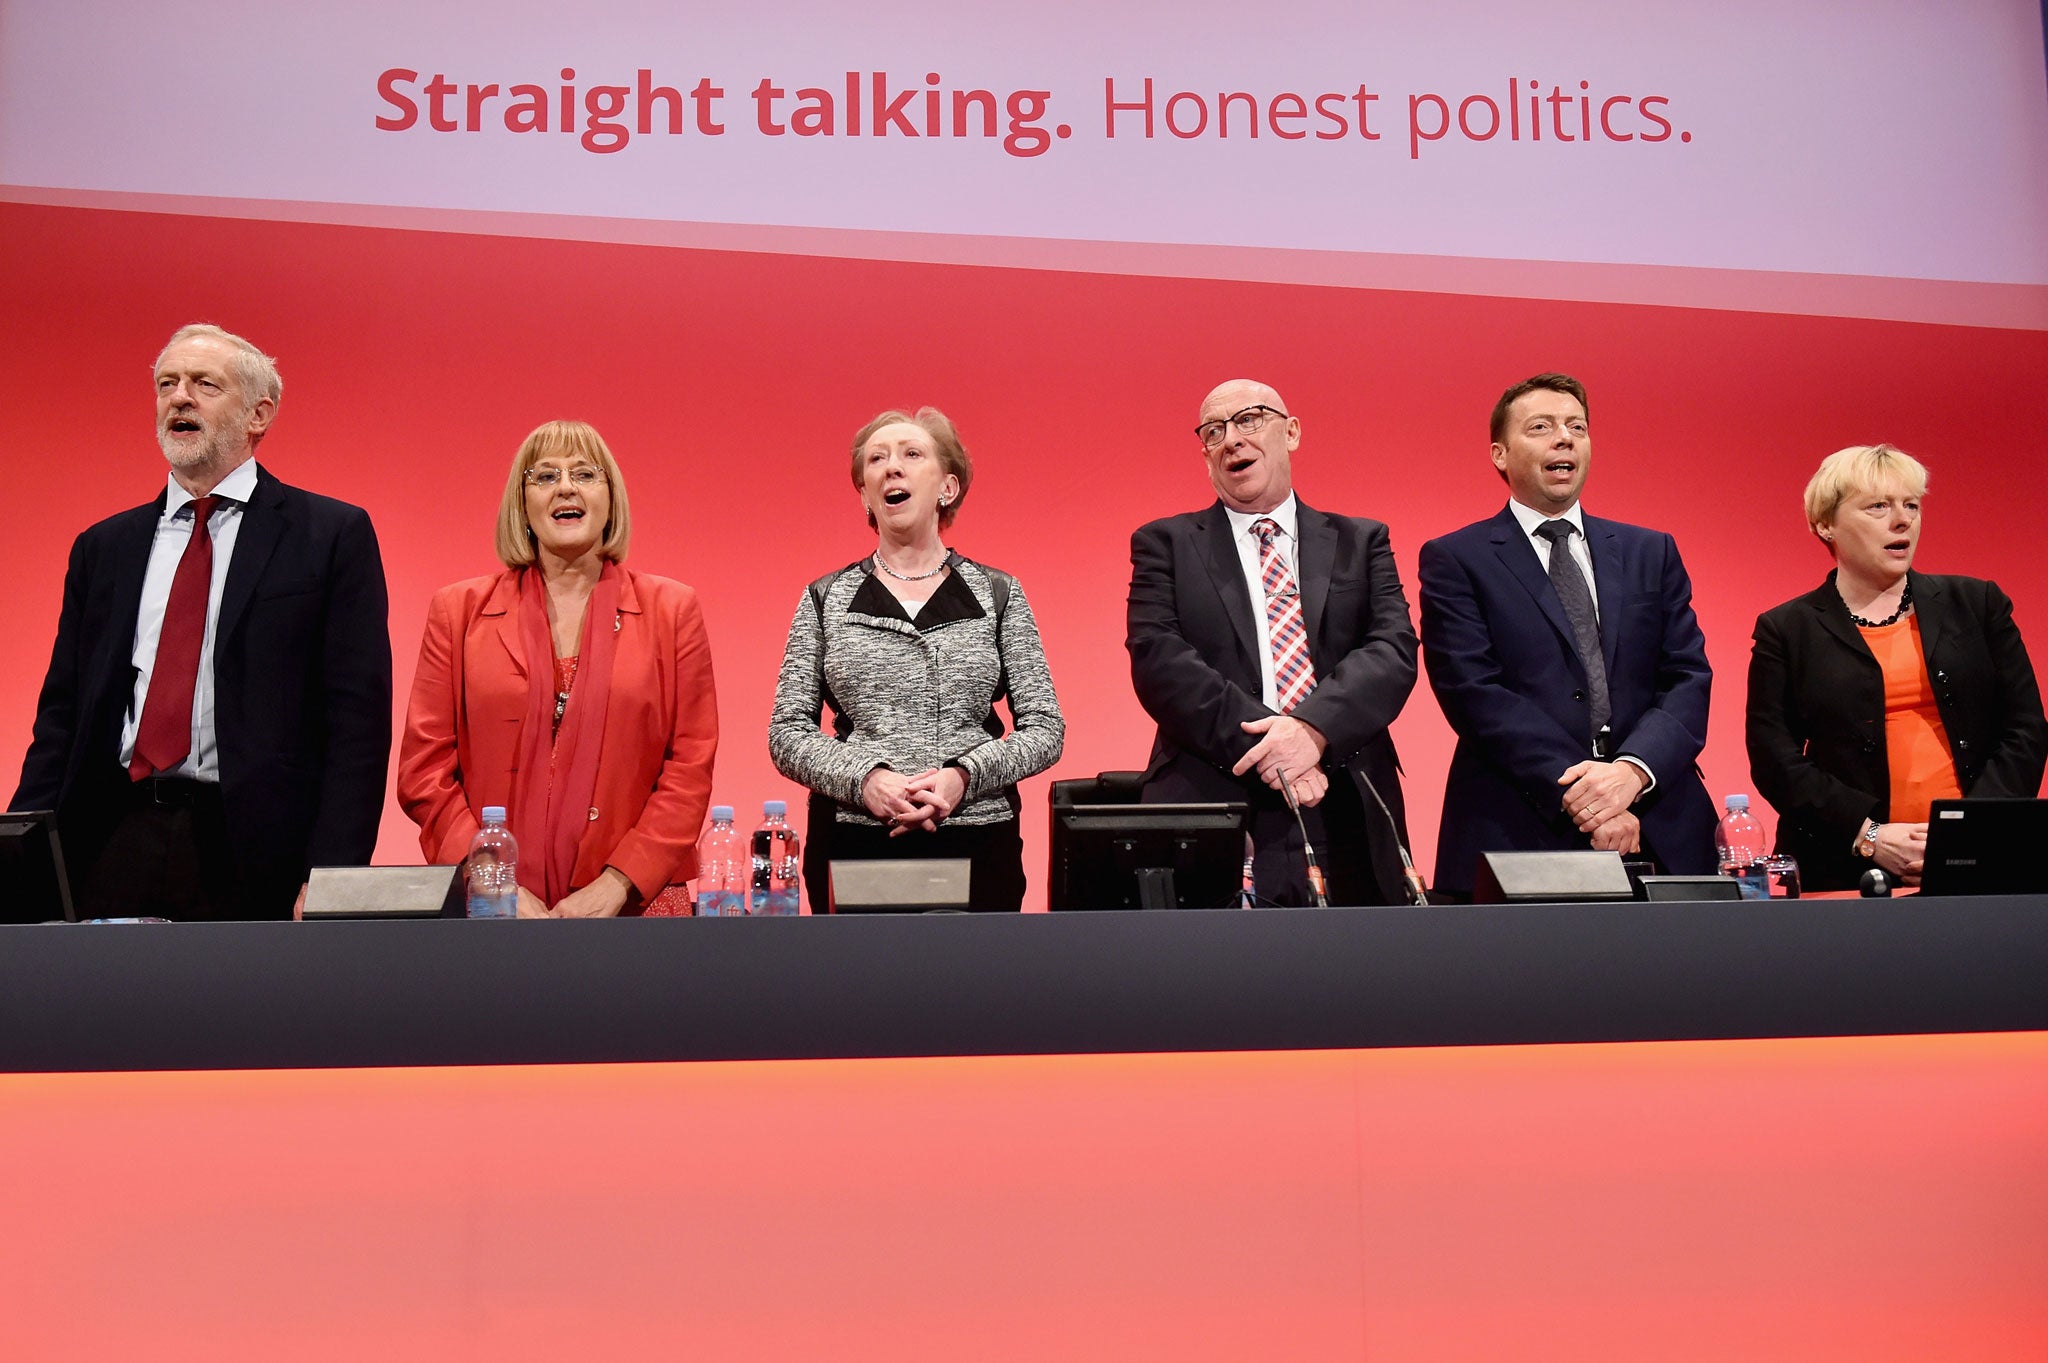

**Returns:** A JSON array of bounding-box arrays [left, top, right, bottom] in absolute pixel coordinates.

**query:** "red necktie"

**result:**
[[130, 495, 221, 780], [1253, 517, 1316, 712]]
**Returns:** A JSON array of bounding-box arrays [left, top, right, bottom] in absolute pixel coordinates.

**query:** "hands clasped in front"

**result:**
[[513, 867, 634, 918], [1870, 821, 1928, 885], [863, 765, 969, 836], [1558, 759, 1647, 854], [1232, 714, 1330, 807]]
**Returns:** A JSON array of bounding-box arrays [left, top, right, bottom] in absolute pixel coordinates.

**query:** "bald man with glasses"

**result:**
[[1125, 379, 1420, 907]]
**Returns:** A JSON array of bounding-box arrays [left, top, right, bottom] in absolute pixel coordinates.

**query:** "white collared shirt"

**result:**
[[120, 459, 261, 781], [1222, 492, 1302, 712], [1506, 498, 1599, 616]]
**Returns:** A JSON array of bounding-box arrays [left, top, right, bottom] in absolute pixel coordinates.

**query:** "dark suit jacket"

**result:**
[[15, 465, 393, 917], [1419, 506, 1716, 894], [1746, 571, 2047, 891], [1126, 498, 1417, 905]]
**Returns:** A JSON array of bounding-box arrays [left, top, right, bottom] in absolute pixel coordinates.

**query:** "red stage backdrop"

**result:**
[[3, 1, 2045, 903]]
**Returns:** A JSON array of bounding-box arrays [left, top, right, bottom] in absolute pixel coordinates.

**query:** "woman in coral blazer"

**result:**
[[398, 421, 718, 916]]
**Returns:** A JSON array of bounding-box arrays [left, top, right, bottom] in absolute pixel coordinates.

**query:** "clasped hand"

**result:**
[[1870, 821, 1927, 885], [1558, 759, 1646, 853], [1232, 715, 1329, 807], [863, 765, 968, 836], [514, 867, 633, 918]]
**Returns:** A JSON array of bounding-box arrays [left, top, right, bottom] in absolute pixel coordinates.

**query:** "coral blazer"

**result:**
[[397, 567, 718, 904]]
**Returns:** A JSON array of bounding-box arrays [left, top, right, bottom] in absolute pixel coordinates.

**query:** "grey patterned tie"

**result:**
[[1533, 519, 1611, 737]]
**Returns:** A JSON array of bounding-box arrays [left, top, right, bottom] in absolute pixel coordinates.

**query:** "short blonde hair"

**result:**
[[849, 407, 974, 531], [1804, 443, 1930, 545], [494, 420, 633, 568]]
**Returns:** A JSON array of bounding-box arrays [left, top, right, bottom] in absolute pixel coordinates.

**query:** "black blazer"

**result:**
[[15, 466, 393, 916], [1746, 571, 2047, 891], [1126, 498, 1417, 904]]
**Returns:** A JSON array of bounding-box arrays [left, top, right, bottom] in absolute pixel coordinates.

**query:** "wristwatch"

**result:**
[[1857, 820, 1884, 860]]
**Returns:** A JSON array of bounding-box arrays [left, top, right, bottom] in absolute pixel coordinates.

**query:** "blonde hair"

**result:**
[[494, 420, 632, 568], [848, 407, 974, 531], [1804, 443, 1930, 545]]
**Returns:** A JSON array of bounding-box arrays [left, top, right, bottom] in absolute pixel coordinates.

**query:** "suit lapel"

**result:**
[[1197, 503, 1260, 669], [110, 496, 165, 650], [1586, 516, 1625, 672], [487, 571, 527, 678], [1296, 499, 1335, 655], [1488, 507, 1578, 660], [215, 467, 286, 647], [1908, 571, 1944, 661], [1808, 572, 1875, 666]]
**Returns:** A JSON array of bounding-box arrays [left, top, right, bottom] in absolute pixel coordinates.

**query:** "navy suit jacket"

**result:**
[[1418, 505, 1716, 894], [15, 465, 393, 917], [1127, 498, 1417, 904]]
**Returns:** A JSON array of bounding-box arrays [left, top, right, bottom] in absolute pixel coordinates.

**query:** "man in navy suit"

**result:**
[[1127, 379, 1418, 906], [14, 324, 391, 919], [1418, 373, 1715, 898]]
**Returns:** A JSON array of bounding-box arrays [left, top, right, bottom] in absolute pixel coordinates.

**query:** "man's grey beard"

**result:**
[[158, 412, 242, 469]]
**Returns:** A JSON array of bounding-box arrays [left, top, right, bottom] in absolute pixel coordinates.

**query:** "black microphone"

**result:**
[[1858, 868, 1893, 898], [1355, 770, 1431, 907], [1275, 769, 1329, 909]]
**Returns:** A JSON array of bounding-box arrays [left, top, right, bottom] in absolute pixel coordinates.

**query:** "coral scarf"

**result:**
[[509, 562, 621, 904]]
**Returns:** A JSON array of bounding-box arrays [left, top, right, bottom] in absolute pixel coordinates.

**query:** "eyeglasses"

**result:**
[[524, 465, 604, 489], [1196, 405, 1290, 449]]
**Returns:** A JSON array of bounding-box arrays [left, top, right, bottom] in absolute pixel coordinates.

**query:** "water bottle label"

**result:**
[[1722, 865, 1769, 900], [467, 890, 517, 919], [755, 888, 800, 916]]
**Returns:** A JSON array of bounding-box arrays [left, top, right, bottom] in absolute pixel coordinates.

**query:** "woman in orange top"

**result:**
[[1747, 444, 2045, 889], [398, 421, 718, 916]]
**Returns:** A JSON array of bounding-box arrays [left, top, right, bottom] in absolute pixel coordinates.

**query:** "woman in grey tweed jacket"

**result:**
[[769, 407, 1064, 912]]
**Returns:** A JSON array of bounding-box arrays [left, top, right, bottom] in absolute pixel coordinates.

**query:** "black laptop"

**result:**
[[1919, 798, 2048, 896]]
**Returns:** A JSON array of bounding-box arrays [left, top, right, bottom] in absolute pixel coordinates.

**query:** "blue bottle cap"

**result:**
[[764, 799, 787, 817], [711, 805, 734, 821], [482, 805, 508, 823], [1724, 794, 1750, 810]]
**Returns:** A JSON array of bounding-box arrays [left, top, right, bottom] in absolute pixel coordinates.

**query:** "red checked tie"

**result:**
[[1253, 518, 1316, 712], [130, 495, 221, 780]]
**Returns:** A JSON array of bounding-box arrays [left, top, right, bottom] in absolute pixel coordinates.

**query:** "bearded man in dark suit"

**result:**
[[15, 324, 391, 919]]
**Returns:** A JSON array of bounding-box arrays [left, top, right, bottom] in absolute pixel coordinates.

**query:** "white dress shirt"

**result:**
[[120, 459, 260, 781], [1222, 492, 1302, 712], [1506, 498, 1598, 615]]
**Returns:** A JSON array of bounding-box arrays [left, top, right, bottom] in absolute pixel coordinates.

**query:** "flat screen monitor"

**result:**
[[0, 809, 76, 923], [1050, 802, 1248, 910]]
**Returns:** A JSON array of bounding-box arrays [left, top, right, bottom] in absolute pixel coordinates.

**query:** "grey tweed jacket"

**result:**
[[769, 554, 1065, 826]]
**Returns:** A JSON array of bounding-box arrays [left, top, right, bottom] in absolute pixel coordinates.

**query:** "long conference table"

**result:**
[[5, 898, 2046, 1360]]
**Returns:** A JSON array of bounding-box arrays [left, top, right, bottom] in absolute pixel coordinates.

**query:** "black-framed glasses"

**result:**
[[524, 465, 604, 489], [1196, 404, 1289, 449]]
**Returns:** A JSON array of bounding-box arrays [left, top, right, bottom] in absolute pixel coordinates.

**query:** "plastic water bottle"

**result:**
[[1715, 794, 1769, 900], [466, 806, 519, 918], [694, 805, 747, 917], [750, 800, 802, 916]]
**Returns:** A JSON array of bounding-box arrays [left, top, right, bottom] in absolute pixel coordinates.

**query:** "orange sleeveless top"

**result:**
[[1856, 617, 1962, 823]]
